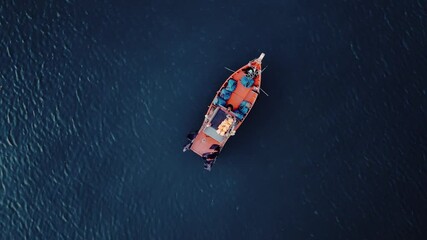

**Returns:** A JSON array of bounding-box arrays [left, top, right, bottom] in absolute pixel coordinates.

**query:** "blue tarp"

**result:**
[[239, 101, 251, 115], [234, 111, 245, 120], [213, 96, 226, 106], [241, 76, 254, 88], [220, 89, 232, 100], [234, 101, 251, 120], [226, 79, 237, 92]]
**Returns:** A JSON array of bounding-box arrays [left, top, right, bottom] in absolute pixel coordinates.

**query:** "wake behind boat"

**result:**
[[183, 53, 266, 171]]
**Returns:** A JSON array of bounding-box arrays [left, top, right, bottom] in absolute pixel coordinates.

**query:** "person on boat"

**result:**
[[226, 105, 233, 111]]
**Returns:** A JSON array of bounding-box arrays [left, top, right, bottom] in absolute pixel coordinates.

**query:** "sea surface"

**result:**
[[1, 0, 427, 239]]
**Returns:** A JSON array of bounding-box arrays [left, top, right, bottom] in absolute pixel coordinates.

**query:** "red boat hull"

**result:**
[[184, 53, 265, 170]]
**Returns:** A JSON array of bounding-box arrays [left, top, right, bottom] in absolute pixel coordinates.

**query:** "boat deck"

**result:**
[[190, 130, 221, 156]]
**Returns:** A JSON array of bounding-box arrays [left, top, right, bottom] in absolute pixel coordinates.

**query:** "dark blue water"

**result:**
[[1, 0, 427, 239]]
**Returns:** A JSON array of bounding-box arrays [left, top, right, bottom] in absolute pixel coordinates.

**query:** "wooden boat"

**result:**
[[183, 53, 265, 170]]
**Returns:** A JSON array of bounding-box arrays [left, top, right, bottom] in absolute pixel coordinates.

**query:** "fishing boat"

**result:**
[[183, 53, 266, 171]]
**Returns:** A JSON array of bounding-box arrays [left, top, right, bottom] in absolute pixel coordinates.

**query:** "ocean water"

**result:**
[[1, 0, 427, 239]]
